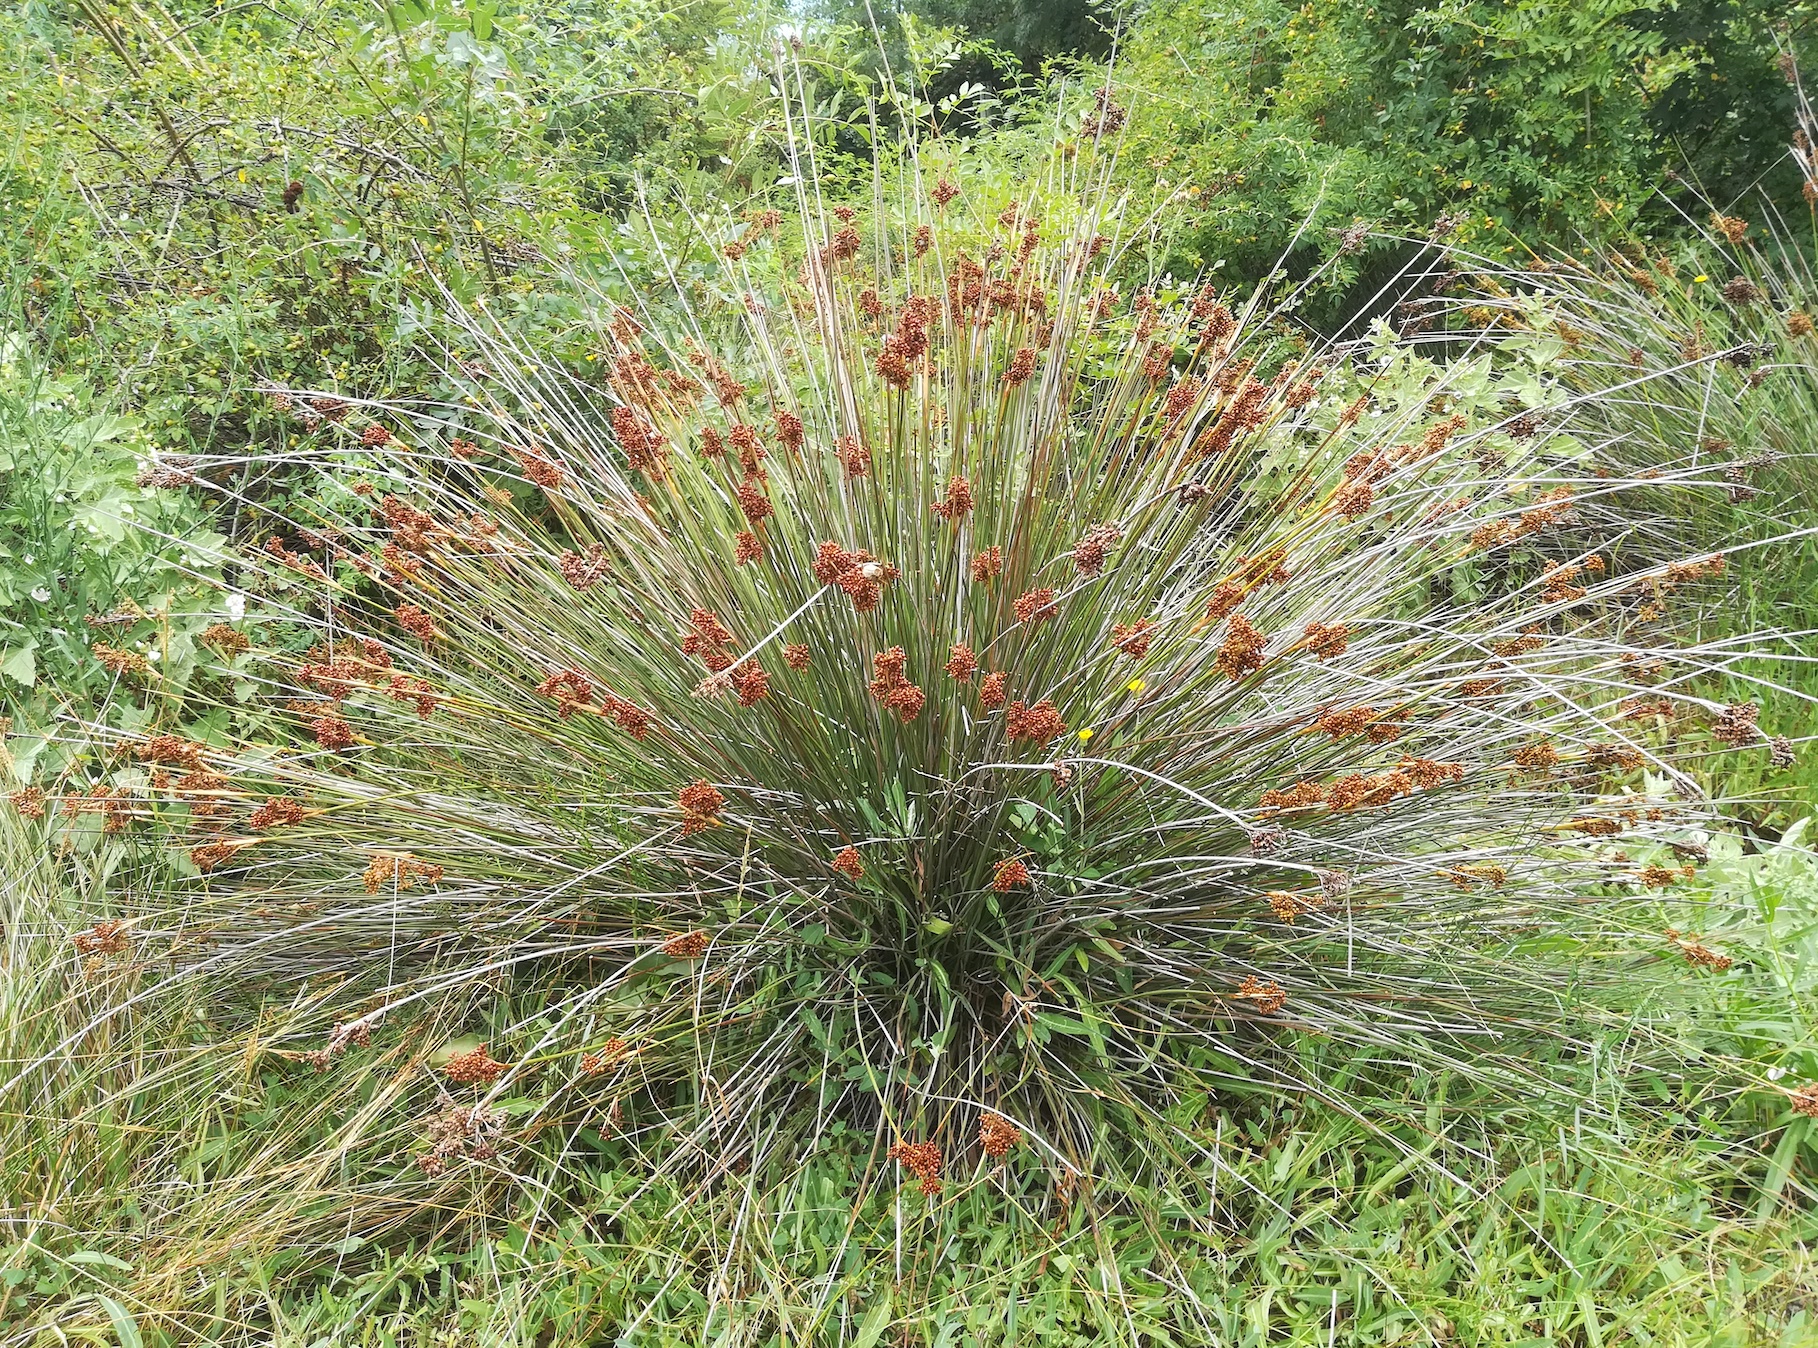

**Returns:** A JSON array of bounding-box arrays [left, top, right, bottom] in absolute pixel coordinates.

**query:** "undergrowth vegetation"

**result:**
[[3, 2, 1818, 1345]]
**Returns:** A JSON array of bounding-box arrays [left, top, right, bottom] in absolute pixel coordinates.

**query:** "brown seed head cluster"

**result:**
[[868, 646, 927, 722], [979, 1112, 1022, 1159], [931, 475, 974, 521], [73, 919, 130, 957], [443, 1043, 507, 1086], [662, 929, 711, 959], [978, 671, 1008, 709], [1235, 974, 1286, 1015], [1711, 702, 1760, 745], [1303, 621, 1349, 661], [888, 1139, 944, 1195], [812, 541, 898, 613], [945, 643, 979, 680], [970, 546, 1004, 583], [249, 797, 306, 830], [1005, 699, 1067, 743], [1665, 928, 1732, 971], [832, 846, 865, 881], [1013, 587, 1058, 627], [1111, 620, 1153, 658], [1215, 614, 1266, 680], [362, 853, 444, 893], [783, 643, 811, 671], [992, 857, 1031, 892], [1072, 523, 1122, 577], [678, 780, 725, 835]]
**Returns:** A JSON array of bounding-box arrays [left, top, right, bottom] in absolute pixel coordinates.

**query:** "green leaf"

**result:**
[[69, 1251, 133, 1271], [95, 1295, 142, 1348], [852, 1297, 893, 1348], [1, 639, 37, 688]]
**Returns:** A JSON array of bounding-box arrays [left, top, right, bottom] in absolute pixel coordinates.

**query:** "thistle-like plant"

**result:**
[[102, 111, 1792, 1217]]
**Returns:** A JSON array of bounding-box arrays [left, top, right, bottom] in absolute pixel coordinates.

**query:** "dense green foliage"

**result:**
[[2, 0, 1817, 1344]]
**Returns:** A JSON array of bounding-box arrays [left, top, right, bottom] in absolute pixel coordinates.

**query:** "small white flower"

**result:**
[[1768, 1065, 1789, 1081], [225, 592, 246, 620], [30, 586, 50, 603]]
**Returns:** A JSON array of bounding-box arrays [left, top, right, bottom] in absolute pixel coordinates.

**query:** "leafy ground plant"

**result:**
[[12, 83, 1816, 1341]]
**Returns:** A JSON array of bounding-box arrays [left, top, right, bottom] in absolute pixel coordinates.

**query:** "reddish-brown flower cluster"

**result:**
[[979, 1112, 1022, 1159], [970, 546, 1003, 583], [1784, 1079, 1818, 1120], [931, 475, 974, 521], [394, 604, 438, 643], [1666, 928, 1732, 971], [1005, 699, 1067, 743], [1316, 706, 1376, 738], [1512, 740, 1560, 773], [1003, 346, 1037, 386], [734, 531, 763, 566], [73, 919, 130, 957], [1538, 562, 1586, 604], [678, 779, 725, 835], [1215, 614, 1266, 680], [416, 1102, 506, 1174], [812, 541, 898, 613], [201, 623, 251, 657], [138, 734, 206, 769], [735, 477, 773, 525], [1196, 377, 1271, 460], [783, 643, 811, 671], [9, 787, 47, 820], [1303, 621, 1349, 662], [1711, 702, 1761, 745], [1332, 480, 1373, 519], [444, 1043, 508, 1086], [1266, 890, 1316, 923], [774, 409, 805, 452], [1013, 588, 1058, 627], [729, 423, 766, 475], [92, 643, 152, 680], [1072, 523, 1122, 578], [681, 608, 737, 673], [730, 661, 770, 706], [312, 713, 357, 750], [611, 405, 665, 475], [1204, 581, 1246, 623], [932, 178, 960, 207], [832, 846, 865, 881], [264, 535, 328, 580], [836, 434, 871, 477], [877, 296, 934, 388], [992, 857, 1031, 892], [978, 671, 1008, 709], [1234, 975, 1286, 1015], [249, 797, 306, 830], [515, 448, 565, 490], [662, 929, 712, 959], [945, 643, 979, 680], [868, 646, 927, 722], [1111, 620, 1153, 658], [580, 1038, 630, 1074], [189, 840, 243, 872], [450, 437, 480, 459], [888, 1139, 944, 1195], [362, 853, 443, 893], [536, 668, 595, 717], [1639, 864, 1696, 889], [558, 543, 610, 591]]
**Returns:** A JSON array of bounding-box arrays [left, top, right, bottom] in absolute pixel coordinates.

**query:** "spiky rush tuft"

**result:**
[[133, 129, 1786, 1208]]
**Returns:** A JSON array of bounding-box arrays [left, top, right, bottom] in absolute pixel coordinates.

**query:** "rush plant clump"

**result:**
[[105, 115, 1799, 1228]]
